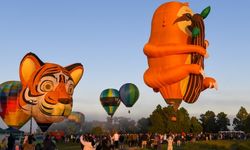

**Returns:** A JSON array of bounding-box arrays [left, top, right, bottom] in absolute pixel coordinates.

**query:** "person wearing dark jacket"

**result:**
[[43, 135, 56, 150], [7, 133, 15, 150]]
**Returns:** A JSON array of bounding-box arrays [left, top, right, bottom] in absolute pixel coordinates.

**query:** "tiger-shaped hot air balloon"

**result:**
[[0, 52, 84, 131]]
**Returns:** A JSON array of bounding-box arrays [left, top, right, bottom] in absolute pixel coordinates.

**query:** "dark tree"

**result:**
[[200, 110, 217, 133], [216, 112, 230, 131], [137, 117, 150, 133], [190, 117, 203, 133], [175, 107, 191, 133], [149, 105, 167, 133], [149, 105, 192, 133], [233, 106, 248, 131], [244, 115, 250, 133]]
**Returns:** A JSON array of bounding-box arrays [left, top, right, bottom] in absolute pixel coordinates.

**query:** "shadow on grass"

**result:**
[[181, 140, 250, 150], [56, 140, 250, 150], [183, 143, 227, 150]]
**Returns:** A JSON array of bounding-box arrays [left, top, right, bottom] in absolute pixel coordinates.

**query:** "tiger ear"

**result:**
[[65, 63, 84, 86], [19, 52, 44, 85]]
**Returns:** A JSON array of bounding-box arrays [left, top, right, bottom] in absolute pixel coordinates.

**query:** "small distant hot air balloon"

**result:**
[[0, 81, 30, 129], [119, 83, 139, 113], [100, 89, 120, 117], [67, 111, 85, 125]]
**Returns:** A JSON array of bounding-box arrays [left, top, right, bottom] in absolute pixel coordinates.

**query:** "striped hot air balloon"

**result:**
[[100, 89, 120, 117], [67, 111, 85, 124], [0, 81, 30, 129], [119, 83, 139, 109]]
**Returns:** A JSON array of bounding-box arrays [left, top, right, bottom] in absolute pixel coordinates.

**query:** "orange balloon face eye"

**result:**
[[66, 80, 74, 95], [67, 84, 74, 95], [40, 81, 54, 92], [177, 6, 193, 35]]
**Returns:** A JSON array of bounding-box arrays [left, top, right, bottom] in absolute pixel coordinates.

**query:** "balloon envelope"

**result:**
[[67, 111, 85, 124], [119, 83, 139, 107], [0, 81, 30, 129], [100, 89, 120, 117], [143, 2, 216, 111], [35, 121, 52, 132]]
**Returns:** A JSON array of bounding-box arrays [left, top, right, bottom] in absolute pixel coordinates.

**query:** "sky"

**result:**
[[0, 0, 250, 131]]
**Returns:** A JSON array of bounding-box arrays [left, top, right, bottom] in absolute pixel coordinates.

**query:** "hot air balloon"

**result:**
[[100, 89, 120, 117], [67, 111, 85, 125], [143, 1, 217, 120], [119, 83, 139, 113], [0, 52, 84, 132], [0, 81, 30, 129]]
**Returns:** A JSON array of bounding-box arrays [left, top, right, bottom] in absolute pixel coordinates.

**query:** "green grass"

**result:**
[[55, 140, 250, 150], [57, 142, 81, 150], [182, 140, 250, 150]]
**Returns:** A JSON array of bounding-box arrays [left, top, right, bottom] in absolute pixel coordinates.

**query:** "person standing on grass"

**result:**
[[43, 135, 56, 150], [167, 135, 173, 150], [141, 133, 148, 149], [112, 132, 119, 150], [80, 135, 94, 150], [7, 133, 15, 150], [23, 135, 36, 150]]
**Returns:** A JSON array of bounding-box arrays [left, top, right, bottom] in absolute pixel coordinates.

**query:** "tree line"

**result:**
[[137, 105, 250, 134], [48, 105, 250, 135]]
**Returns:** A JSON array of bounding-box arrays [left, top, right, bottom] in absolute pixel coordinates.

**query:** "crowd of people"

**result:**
[[77, 131, 250, 150], [0, 131, 249, 150], [0, 133, 57, 150]]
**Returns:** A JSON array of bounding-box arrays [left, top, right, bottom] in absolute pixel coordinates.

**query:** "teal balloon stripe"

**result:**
[[119, 83, 139, 107], [100, 88, 119, 98], [103, 106, 119, 117], [100, 88, 120, 117]]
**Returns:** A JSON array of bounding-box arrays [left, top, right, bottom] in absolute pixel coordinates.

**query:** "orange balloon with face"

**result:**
[[143, 1, 217, 112], [0, 52, 84, 131]]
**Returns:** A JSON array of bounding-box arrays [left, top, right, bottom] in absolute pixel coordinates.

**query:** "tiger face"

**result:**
[[19, 52, 84, 123]]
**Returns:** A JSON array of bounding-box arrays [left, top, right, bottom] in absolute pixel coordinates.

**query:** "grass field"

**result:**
[[56, 140, 250, 150], [181, 140, 250, 150]]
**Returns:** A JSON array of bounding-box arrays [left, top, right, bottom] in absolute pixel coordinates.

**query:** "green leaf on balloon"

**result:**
[[200, 6, 211, 19]]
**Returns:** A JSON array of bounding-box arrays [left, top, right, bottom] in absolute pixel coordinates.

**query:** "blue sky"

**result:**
[[0, 0, 250, 131]]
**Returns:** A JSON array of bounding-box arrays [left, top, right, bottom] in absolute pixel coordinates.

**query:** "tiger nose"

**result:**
[[58, 98, 71, 104]]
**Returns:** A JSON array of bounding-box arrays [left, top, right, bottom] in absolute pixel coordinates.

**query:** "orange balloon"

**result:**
[[143, 1, 217, 111], [0, 52, 84, 131]]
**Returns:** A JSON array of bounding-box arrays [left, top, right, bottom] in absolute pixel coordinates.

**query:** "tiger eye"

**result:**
[[68, 85, 74, 94], [45, 84, 51, 90], [41, 81, 54, 92]]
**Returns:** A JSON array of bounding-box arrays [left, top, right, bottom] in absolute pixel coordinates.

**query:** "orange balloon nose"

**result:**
[[50, 83, 71, 102], [58, 98, 71, 104], [57, 83, 69, 95]]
